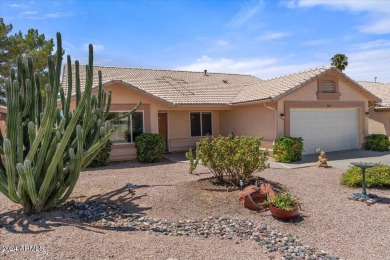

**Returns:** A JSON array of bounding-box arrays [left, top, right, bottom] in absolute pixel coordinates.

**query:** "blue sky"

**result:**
[[1, 0, 390, 82]]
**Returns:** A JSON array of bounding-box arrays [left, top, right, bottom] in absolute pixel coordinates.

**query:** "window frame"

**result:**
[[108, 110, 145, 144], [189, 111, 213, 137]]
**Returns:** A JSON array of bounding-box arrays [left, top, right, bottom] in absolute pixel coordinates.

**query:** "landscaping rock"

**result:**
[[60, 200, 340, 260]]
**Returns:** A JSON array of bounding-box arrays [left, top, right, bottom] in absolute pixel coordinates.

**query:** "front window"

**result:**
[[190, 112, 212, 137], [108, 111, 144, 143]]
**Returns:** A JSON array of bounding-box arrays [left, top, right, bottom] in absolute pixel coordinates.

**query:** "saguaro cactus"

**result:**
[[0, 32, 139, 213]]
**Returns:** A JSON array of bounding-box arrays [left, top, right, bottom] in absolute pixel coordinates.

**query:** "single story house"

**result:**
[[357, 81, 390, 136], [61, 65, 381, 160]]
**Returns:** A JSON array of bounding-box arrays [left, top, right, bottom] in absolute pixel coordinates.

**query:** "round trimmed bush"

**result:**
[[364, 134, 390, 151], [341, 164, 390, 188], [135, 133, 165, 163], [273, 136, 304, 163]]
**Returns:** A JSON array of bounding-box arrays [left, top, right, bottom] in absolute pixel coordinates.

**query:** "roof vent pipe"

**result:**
[[374, 77, 377, 83], [204, 70, 208, 76]]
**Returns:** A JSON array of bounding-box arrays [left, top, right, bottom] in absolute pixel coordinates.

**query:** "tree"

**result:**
[[330, 53, 348, 71], [0, 18, 54, 104]]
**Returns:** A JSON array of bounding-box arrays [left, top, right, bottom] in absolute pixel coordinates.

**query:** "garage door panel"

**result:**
[[290, 108, 359, 155]]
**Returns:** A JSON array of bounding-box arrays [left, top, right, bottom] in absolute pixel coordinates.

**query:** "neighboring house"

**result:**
[[357, 81, 390, 136], [61, 65, 380, 159]]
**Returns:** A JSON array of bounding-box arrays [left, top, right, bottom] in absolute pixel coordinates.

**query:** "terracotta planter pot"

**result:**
[[269, 204, 299, 220]]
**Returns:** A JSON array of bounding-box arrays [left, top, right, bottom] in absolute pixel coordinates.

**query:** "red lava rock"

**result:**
[[239, 184, 275, 210]]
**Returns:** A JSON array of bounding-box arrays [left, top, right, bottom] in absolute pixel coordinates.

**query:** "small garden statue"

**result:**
[[317, 150, 329, 168]]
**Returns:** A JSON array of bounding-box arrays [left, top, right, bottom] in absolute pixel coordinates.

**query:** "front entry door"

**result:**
[[158, 113, 168, 151]]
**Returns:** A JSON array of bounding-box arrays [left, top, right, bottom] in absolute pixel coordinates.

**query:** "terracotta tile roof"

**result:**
[[232, 66, 331, 104], [61, 65, 262, 105], [232, 66, 381, 104], [357, 81, 390, 108], [61, 65, 381, 105]]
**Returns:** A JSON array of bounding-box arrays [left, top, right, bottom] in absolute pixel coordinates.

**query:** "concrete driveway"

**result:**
[[270, 149, 390, 170]]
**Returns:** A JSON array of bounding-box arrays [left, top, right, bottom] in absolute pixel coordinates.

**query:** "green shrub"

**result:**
[[135, 133, 165, 163], [341, 164, 390, 188], [89, 140, 112, 168], [269, 193, 301, 211], [195, 136, 268, 185], [273, 136, 304, 162], [363, 134, 390, 151]]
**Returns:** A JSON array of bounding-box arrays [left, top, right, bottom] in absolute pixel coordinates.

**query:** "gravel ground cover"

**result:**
[[0, 159, 389, 260]]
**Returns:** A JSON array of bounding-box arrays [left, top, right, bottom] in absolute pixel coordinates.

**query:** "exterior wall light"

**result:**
[[280, 113, 285, 119]]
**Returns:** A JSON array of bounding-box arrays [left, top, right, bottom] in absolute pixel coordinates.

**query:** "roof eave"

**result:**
[[230, 98, 273, 106]]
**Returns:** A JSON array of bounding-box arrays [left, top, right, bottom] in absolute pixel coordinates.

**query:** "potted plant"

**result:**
[[268, 193, 301, 220]]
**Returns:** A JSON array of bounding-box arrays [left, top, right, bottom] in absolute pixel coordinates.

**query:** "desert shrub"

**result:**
[[273, 136, 304, 163], [363, 134, 390, 151], [195, 136, 268, 185], [89, 140, 112, 168], [135, 133, 165, 163], [269, 193, 301, 211], [341, 164, 390, 188]]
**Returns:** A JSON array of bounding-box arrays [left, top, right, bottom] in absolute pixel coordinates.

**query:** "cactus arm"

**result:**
[[0, 166, 9, 199], [6, 80, 20, 156], [60, 87, 65, 112], [3, 139, 21, 203], [104, 90, 112, 119], [35, 74, 42, 125], [49, 126, 83, 208], [21, 79, 33, 117], [81, 125, 117, 169], [65, 55, 72, 119], [27, 122, 36, 149], [75, 61, 81, 106], [16, 160, 39, 205], [27, 58, 36, 123], [38, 66, 91, 201], [98, 70, 102, 107], [16, 116, 23, 164]]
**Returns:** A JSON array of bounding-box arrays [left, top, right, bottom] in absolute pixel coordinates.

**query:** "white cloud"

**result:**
[[353, 40, 390, 50], [228, 0, 264, 28], [24, 12, 80, 19], [20, 11, 38, 16], [359, 19, 390, 34], [345, 46, 390, 82], [177, 55, 283, 77], [258, 31, 291, 41], [216, 40, 230, 47], [286, 0, 390, 34], [8, 3, 29, 8], [301, 39, 330, 46]]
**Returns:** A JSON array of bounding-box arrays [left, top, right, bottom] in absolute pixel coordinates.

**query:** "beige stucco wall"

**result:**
[[165, 110, 221, 152], [277, 71, 372, 147], [219, 104, 276, 148], [368, 108, 390, 135]]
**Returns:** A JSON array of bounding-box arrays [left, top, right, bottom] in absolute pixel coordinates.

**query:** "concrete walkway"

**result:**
[[164, 150, 390, 170], [270, 150, 390, 170]]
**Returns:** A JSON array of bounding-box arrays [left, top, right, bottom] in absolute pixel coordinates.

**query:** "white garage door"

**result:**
[[290, 108, 359, 155]]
